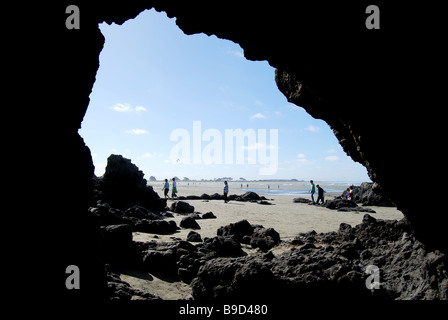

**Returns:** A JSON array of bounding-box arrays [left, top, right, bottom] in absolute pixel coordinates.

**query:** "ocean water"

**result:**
[[227, 181, 365, 197]]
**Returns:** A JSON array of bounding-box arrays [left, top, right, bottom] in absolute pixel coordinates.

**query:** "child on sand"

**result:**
[[162, 179, 169, 199], [171, 177, 178, 199]]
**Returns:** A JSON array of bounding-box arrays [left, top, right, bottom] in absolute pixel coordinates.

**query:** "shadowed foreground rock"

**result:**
[[191, 215, 447, 301]]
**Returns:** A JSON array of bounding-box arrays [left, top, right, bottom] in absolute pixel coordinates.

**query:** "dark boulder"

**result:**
[[293, 197, 312, 204], [90, 203, 133, 226], [250, 227, 281, 252], [325, 199, 358, 210], [202, 211, 216, 219], [142, 249, 177, 275], [102, 224, 133, 245], [337, 207, 376, 213], [171, 201, 195, 214], [125, 205, 162, 220], [101, 224, 141, 267], [187, 231, 202, 242], [237, 191, 262, 201], [135, 219, 178, 235], [202, 236, 242, 257], [217, 220, 254, 243], [210, 193, 223, 200], [180, 216, 201, 229]]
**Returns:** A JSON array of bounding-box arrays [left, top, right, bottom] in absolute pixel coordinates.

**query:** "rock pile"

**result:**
[[178, 191, 270, 204], [191, 215, 447, 301]]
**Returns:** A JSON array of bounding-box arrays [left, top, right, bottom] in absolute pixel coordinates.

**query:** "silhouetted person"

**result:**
[[316, 184, 325, 204], [223, 181, 229, 203]]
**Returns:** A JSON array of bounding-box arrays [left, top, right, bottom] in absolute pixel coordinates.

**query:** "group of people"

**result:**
[[163, 179, 355, 204], [162, 178, 178, 199], [162, 178, 230, 203], [309, 180, 325, 204], [309, 180, 355, 204]]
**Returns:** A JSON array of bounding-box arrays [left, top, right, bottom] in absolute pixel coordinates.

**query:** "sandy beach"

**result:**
[[137, 181, 403, 242], [120, 181, 404, 299]]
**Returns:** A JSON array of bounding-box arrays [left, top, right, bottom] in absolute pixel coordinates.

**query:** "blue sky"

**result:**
[[79, 9, 370, 182]]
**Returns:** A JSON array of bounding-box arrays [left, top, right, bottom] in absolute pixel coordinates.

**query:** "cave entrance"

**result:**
[[77, 8, 409, 301], [80, 9, 369, 185]]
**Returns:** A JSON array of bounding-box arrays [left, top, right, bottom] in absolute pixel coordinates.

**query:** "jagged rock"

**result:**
[[94, 155, 166, 211]]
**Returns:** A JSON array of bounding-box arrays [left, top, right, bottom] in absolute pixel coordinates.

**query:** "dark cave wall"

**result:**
[[89, 0, 444, 251], [35, 0, 445, 301]]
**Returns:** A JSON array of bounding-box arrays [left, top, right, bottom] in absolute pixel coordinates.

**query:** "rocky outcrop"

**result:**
[[93, 155, 166, 211], [338, 182, 394, 207]]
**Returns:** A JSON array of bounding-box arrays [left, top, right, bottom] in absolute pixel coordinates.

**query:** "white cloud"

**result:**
[[111, 103, 147, 113], [111, 103, 132, 112], [250, 112, 267, 120], [137, 152, 155, 159], [305, 125, 320, 133], [135, 106, 147, 112], [228, 50, 244, 59], [125, 129, 148, 135], [325, 155, 339, 161], [297, 153, 309, 164]]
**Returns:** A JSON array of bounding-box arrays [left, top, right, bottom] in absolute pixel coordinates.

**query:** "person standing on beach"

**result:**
[[171, 177, 178, 199], [310, 180, 316, 204], [348, 186, 355, 201], [316, 184, 325, 204], [223, 181, 229, 203], [162, 179, 170, 199]]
